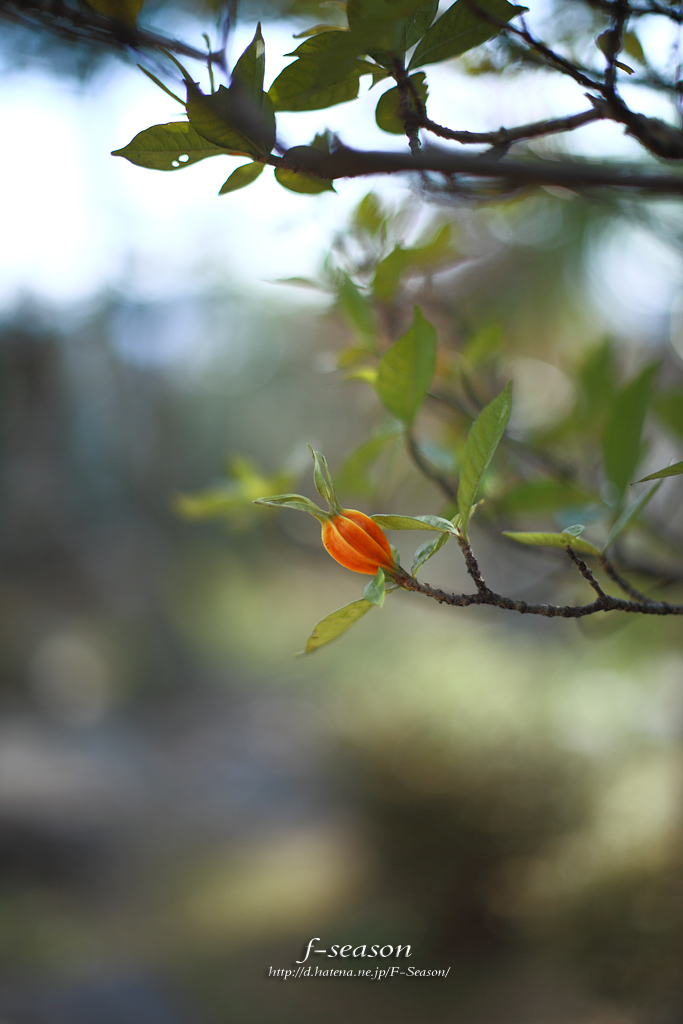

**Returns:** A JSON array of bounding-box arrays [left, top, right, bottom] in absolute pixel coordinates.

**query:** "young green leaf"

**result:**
[[363, 567, 386, 606], [112, 122, 228, 170], [308, 447, 341, 512], [457, 382, 511, 541], [186, 82, 276, 158], [219, 161, 265, 194], [269, 32, 366, 111], [602, 362, 658, 501], [503, 531, 602, 558], [253, 493, 329, 520], [371, 513, 458, 533], [409, 0, 527, 69], [302, 598, 374, 653], [375, 73, 428, 134], [603, 482, 661, 552], [636, 460, 683, 482], [337, 275, 376, 346], [375, 306, 437, 425]]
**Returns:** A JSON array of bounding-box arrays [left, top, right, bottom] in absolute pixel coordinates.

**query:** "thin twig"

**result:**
[[421, 108, 604, 148], [458, 536, 491, 594], [565, 545, 607, 597], [599, 554, 654, 602]]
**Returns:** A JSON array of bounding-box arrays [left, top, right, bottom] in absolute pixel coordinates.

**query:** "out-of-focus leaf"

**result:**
[[603, 482, 661, 552], [503, 531, 602, 557], [219, 161, 265, 193], [375, 72, 428, 133], [622, 30, 646, 65], [602, 362, 657, 500], [347, 0, 430, 52], [376, 306, 437, 425], [253, 493, 328, 519], [371, 513, 458, 532], [495, 479, 594, 515], [373, 246, 409, 300], [302, 598, 374, 653], [363, 568, 386, 605], [336, 433, 398, 494], [409, 0, 527, 69], [353, 192, 386, 235], [372, 227, 455, 298], [462, 323, 503, 365], [457, 382, 511, 540], [655, 389, 683, 437], [338, 274, 376, 345], [637, 460, 683, 482], [84, 0, 142, 26], [112, 122, 228, 170]]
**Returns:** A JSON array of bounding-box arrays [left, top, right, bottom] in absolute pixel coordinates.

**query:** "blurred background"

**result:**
[[1, 1, 683, 1022]]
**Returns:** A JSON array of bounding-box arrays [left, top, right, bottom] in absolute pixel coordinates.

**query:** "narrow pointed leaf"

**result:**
[[503, 531, 602, 558], [602, 363, 658, 500], [219, 161, 265, 193], [457, 382, 511, 540], [603, 482, 661, 552], [254, 493, 329, 520], [409, 0, 526, 70], [637, 460, 683, 482], [371, 513, 458, 533], [112, 122, 228, 170], [308, 447, 341, 512], [376, 306, 437, 425], [303, 599, 374, 653], [231, 24, 266, 98]]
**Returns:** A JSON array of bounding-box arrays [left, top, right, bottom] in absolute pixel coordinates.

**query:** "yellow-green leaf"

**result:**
[[375, 72, 428, 134], [503, 531, 602, 558], [302, 599, 374, 653], [274, 165, 335, 193]]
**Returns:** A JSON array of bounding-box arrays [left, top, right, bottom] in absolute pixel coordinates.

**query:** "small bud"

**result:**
[[321, 509, 398, 575]]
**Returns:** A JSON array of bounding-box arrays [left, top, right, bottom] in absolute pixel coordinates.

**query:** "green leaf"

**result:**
[[112, 122, 228, 170], [411, 535, 445, 574], [253, 493, 329, 521], [495, 479, 594, 516], [457, 382, 511, 541], [231, 23, 266, 98], [371, 513, 458, 533], [275, 165, 335, 193], [353, 192, 387, 236], [637, 460, 683, 482], [375, 306, 437, 425], [405, 0, 439, 49], [602, 362, 658, 500], [373, 246, 410, 300], [186, 82, 276, 158], [603, 483, 661, 552], [363, 568, 386, 606], [335, 432, 398, 494], [84, 0, 143, 26], [302, 598, 374, 653], [269, 32, 365, 111], [219, 161, 265, 194], [409, 0, 526, 70], [503, 531, 602, 558], [375, 73, 428, 134], [347, 0, 430, 52]]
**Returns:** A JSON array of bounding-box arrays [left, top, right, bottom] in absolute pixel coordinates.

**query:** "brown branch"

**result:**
[[458, 536, 491, 594], [420, 108, 604, 148], [565, 545, 607, 598], [391, 568, 683, 617], [599, 554, 654, 602], [278, 143, 683, 194]]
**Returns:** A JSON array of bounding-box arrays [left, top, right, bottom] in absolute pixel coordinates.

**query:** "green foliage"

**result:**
[[219, 161, 264, 193], [375, 306, 437, 424], [503, 531, 602, 558], [303, 598, 375, 652], [371, 513, 459, 533], [274, 163, 335, 193], [363, 567, 386, 605], [112, 122, 228, 170], [408, 0, 527, 70], [269, 31, 367, 111], [84, 0, 143, 26], [602, 483, 661, 552], [457, 382, 511, 541]]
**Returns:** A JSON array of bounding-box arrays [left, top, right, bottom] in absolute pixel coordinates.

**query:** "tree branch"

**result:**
[[420, 108, 604, 148]]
